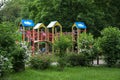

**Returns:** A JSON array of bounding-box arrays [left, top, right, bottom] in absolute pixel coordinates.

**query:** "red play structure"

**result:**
[[19, 20, 87, 55]]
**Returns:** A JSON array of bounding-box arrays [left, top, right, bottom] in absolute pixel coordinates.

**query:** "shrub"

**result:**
[[12, 46, 26, 72], [0, 54, 12, 77], [57, 57, 67, 71], [30, 56, 50, 70], [54, 35, 72, 57], [78, 33, 95, 64], [54, 35, 72, 70], [66, 54, 91, 67], [100, 27, 120, 67], [0, 22, 18, 77]]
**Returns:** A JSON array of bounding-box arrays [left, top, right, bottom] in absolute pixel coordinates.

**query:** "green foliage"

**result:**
[[78, 33, 94, 57], [0, 22, 16, 77], [54, 35, 72, 70], [25, 0, 120, 36], [92, 37, 103, 62], [0, 0, 20, 22], [12, 46, 26, 72], [94, 0, 120, 28], [0, 0, 31, 24], [0, 22, 26, 77], [100, 27, 120, 67], [77, 33, 95, 64], [54, 35, 72, 57], [0, 22, 16, 55], [93, 37, 102, 55], [1, 0, 120, 37], [30, 55, 50, 70], [57, 57, 66, 71], [0, 53, 12, 77], [66, 54, 90, 67]]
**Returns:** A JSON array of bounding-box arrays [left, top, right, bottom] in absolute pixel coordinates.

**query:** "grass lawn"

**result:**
[[6, 67, 120, 80]]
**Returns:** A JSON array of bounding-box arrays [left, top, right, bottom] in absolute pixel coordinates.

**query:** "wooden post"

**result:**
[[55, 27, 57, 38], [45, 27, 47, 41], [46, 29, 49, 53], [38, 28, 40, 52], [44, 27, 47, 53], [72, 27, 74, 52], [47, 29, 49, 41], [22, 27, 25, 42], [77, 29, 81, 54], [84, 29, 86, 33], [32, 29, 35, 56], [52, 27, 54, 54]]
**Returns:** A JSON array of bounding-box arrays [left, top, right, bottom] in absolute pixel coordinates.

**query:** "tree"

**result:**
[[0, 0, 30, 24], [78, 32, 94, 64], [0, 22, 26, 77], [54, 35, 72, 70], [100, 27, 120, 67], [1, 0, 120, 37], [54, 35, 72, 57], [0, 22, 15, 77], [93, 37, 102, 65], [27, 0, 105, 36], [94, 0, 120, 29]]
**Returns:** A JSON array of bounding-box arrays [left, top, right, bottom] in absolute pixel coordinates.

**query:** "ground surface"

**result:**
[[6, 67, 120, 80]]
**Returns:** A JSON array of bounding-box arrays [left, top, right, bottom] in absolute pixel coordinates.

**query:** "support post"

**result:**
[[52, 27, 54, 54], [22, 27, 25, 42], [32, 29, 35, 56], [77, 29, 81, 54], [38, 29, 40, 52]]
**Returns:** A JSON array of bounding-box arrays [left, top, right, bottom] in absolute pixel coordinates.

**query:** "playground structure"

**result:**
[[72, 22, 87, 53], [19, 19, 87, 55]]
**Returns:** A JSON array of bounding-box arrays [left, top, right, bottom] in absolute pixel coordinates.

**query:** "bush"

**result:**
[[57, 57, 66, 71], [77, 33, 95, 64], [0, 54, 12, 77], [12, 47, 26, 72], [30, 56, 50, 70], [100, 27, 120, 67], [54, 35, 72, 70], [104, 57, 117, 67], [0, 22, 19, 77], [66, 54, 91, 67], [54, 35, 72, 57]]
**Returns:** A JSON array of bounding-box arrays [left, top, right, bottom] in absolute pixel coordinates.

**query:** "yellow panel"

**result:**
[[72, 23, 76, 29], [54, 22, 62, 34], [39, 23, 46, 29]]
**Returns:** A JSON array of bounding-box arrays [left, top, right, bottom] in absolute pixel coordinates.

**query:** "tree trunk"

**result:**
[[97, 56, 99, 65]]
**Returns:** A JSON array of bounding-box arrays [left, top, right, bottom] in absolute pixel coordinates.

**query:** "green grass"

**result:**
[[6, 67, 120, 80]]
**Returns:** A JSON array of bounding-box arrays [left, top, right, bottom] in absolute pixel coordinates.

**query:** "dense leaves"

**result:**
[[0, 22, 16, 77], [66, 54, 90, 67], [0, 0, 120, 37], [30, 55, 50, 70], [0, 0, 120, 74], [54, 35, 72, 70], [12, 46, 26, 72], [78, 33, 94, 56], [100, 27, 120, 66], [0, 22, 25, 77], [54, 35, 72, 57]]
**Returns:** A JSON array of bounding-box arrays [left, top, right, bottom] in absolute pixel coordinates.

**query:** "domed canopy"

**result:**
[[73, 22, 87, 29], [21, 19, 34, 27]]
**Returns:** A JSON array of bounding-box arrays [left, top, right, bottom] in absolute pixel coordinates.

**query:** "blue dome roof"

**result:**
[[21, 19, 34, 27], [75, 22, 87, 29]]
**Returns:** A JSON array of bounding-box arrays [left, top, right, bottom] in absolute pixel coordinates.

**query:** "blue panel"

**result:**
[[75, 22, 87, 29], [21, 19, 34, 27]]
